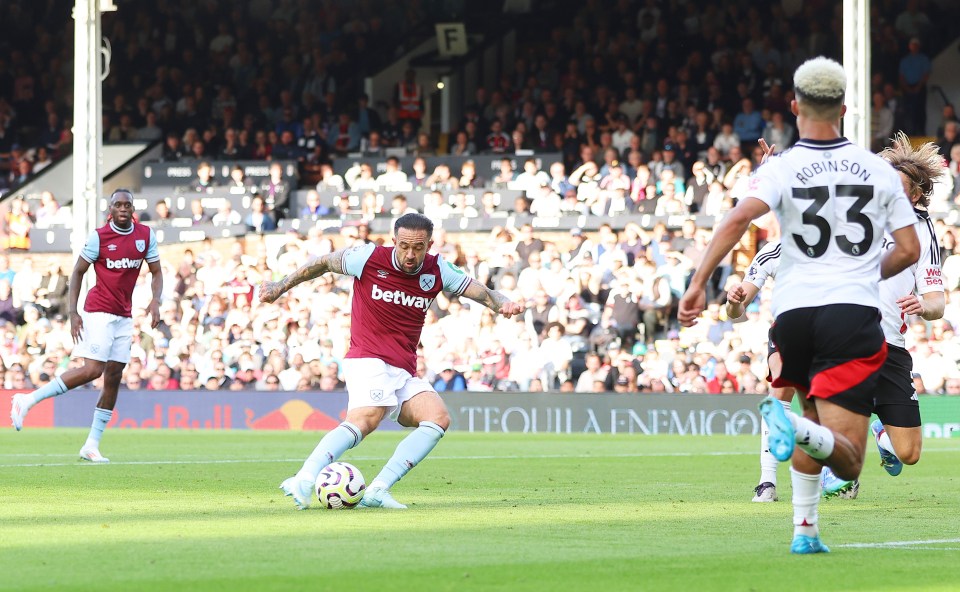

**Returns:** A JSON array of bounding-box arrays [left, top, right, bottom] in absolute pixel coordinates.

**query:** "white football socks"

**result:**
[[371, 421, 445, 491], [876, 427, 898, 460], [298, 422, 363, 481], [83, 408, 113, 450], [759, 399, 792, 485], [791, 467, 821, 538], [27, 377, 68, 408], [789, 413, 835, 460]]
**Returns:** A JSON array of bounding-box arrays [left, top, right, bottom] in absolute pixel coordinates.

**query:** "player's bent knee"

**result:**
[[345, 408, 387, 436], [897, 443, 921, 465], [102, 367, 124, 384], [428, 408, 451, 432], [82, 360, 107, 380]]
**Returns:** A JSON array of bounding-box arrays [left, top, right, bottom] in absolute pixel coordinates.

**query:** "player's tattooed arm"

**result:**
[[462, 278, 525, 318], [259, 249, 347, 303]]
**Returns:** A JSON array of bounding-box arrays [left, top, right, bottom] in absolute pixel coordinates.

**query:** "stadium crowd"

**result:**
[[2, 0, 960, 394], [3, 210, 960, 396]]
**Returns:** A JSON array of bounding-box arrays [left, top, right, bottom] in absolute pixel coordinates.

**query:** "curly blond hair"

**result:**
[[879, 131, 945, 208]]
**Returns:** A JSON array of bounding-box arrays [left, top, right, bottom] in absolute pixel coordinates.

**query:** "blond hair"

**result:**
[[879, 131, 945, 208], [793, 57, 846, 121]]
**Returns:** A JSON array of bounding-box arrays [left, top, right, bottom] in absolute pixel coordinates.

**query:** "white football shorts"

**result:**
[[73, 311, 134, 364], [341, 357, 435, 421]]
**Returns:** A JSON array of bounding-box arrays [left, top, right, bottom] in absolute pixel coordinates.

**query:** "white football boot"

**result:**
[[279, 475, 314, 510], [78, 447, 110, 463]]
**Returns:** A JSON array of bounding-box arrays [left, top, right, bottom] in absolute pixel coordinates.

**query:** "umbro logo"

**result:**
[[107, 244, 118, 251], [377, 269, 389, 279]]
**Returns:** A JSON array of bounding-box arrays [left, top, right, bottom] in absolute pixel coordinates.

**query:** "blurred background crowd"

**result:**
[[2, 0, 960, 395]]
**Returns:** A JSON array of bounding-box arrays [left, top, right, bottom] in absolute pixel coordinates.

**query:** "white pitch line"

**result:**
[[3, 446, 960, 469], [0, 450, 755, 468], [835, 538, 960, 549]]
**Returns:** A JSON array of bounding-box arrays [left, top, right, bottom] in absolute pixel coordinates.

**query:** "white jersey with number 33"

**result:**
[[745, 138, 917, 317]]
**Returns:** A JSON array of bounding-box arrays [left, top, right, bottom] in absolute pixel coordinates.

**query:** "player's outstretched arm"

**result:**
[[679, 197, 770, 326], [880, 225, 920, 280], [259, 249, 347, 304], [461, 278, 525, 318], [725, 282, 760, 320], [68, 256, 92, 344]]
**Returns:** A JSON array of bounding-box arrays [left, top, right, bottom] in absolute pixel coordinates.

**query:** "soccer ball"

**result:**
[[315, 462, 366, 509]]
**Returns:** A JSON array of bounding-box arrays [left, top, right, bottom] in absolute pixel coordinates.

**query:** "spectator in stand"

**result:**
[[485, 119, 511, 153], [425, 164, 456, 192], [1, 197, 31, 251], [900, 37, 931, 135], [300, 190, 330, 218], [514, 158, 550, 193], [450, 131, 476, 156], [153, 200, 176, 227], [259, 162, 290, 217], [245, 195, 277, 233], [315, 163, 345, 193], [611, 115, 636, 156], [761, 111, 794, 154], [271, 130, 304, 161], [733, 98, 764, 151], [937, 122, 960, 162], [331, 113, 361, 156], [355, 94, 381, 138], [224, 165, 255, 192], [132, 108, 163, 141], [433, 362, 467, 392], [191, 161, 217, 192], [712, 123, 740, 158], [389, 194, 417, 217], [395, 69, 424, 127], [871, 91, 895, 153], [212, 202, 242, 226], [189, 199, 212, 225], [457, 160, 485, 189], [34, 192, 65, 228], [344, 162, 378, 192], [10, 158, 31, 186], [492, 158, 516, 189]]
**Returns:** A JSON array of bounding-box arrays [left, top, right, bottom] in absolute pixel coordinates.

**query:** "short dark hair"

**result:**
[[109, 188, 134, 204], [394, 212, 434, 237]]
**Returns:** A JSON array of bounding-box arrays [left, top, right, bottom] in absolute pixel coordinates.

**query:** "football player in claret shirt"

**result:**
[[259, 213, 525, 510], [11, 190, 163, 463]]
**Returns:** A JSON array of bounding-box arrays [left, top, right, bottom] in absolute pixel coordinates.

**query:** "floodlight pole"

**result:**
[[72, 0, 111, 261], [843, 0, 870, 148]]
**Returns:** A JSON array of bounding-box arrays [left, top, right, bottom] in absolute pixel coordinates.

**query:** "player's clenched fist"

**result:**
[[727, 284, 747, 306], [259, 281, 283, 304], [499, 301, 525, 318]]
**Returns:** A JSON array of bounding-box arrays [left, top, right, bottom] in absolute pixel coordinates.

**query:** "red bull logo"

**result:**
[[46, 391, 365, 431], [245, 400, 340, 430]]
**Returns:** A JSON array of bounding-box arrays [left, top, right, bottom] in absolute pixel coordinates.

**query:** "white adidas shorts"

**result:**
[[73, 311, 134, 364], [342, 358, 435, 421]]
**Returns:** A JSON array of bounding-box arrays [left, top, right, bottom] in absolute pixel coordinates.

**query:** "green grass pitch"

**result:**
[[1, 430, 959, 591]]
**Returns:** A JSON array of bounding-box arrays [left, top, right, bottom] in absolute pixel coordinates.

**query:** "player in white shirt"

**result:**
[[678, 58, 920, 554], [726, 240, 795, 503], [821, 132, 945, 496]]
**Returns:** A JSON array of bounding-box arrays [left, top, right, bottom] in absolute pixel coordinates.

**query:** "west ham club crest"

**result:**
[[419, 274, 435, 291]]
